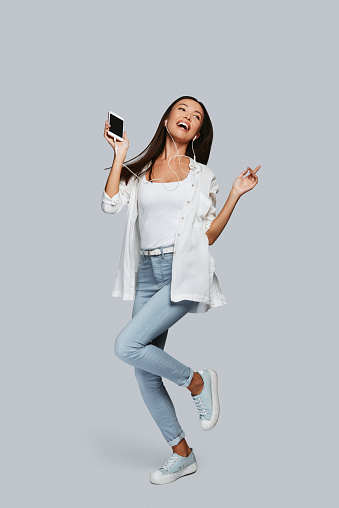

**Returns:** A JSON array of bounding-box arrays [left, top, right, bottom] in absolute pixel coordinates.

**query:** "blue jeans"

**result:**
[[114, 243, 198, 446]]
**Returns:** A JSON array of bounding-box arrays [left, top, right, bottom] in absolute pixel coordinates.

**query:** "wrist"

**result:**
[[230, 187, 241, 200], [113, 151, 127, 165]]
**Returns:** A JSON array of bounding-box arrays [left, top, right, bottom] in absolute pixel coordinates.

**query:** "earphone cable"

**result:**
[[104, 124, 197, 192]]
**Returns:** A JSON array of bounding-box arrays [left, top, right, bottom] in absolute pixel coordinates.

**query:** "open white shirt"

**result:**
[[101, 158, 227, 313]]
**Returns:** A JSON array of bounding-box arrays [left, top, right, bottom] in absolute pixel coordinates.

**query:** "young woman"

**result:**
[[101, 96, 260, 485]]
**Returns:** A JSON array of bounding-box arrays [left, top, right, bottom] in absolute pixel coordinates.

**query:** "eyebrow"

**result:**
[[178, 103, 203, 117]]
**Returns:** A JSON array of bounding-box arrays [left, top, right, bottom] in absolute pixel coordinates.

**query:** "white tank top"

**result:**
[[138, 172, 191, 249]]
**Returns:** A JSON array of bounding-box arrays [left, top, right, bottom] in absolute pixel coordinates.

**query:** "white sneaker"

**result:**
[[150, 448, 197, 485], [191, 369, 220, 430]]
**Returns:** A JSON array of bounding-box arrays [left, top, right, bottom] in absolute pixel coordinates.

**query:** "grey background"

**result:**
[[1, 0, 338, 506]]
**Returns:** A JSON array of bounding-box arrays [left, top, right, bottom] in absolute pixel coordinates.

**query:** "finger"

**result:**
[[251, 165, 261, 174]]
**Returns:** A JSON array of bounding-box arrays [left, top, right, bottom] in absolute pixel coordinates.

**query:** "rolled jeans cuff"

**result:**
[[181, 367, 194, 388], [167, 430, 185, 447]]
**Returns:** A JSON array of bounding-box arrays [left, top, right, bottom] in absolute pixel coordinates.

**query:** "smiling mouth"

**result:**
[[176, 122, 190, 131]]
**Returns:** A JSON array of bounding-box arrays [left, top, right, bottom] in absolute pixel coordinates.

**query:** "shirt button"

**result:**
[[187, 200, 190, 203], [192, 184, 194, 187], [182, 217, 184, 220]]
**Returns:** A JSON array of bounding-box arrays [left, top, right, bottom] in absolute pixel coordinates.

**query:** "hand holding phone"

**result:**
[[104, 111, 129, 155]]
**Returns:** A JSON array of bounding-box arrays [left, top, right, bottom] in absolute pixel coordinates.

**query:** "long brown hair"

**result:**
[[119, 95, 213, 185]]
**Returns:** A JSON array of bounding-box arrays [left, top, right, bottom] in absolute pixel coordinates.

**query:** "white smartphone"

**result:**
[[107, 111, 124, 141]]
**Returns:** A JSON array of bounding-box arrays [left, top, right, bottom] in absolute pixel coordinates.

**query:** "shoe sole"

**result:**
[[199, 368, 220, 431], [150, 462, 197, 485]]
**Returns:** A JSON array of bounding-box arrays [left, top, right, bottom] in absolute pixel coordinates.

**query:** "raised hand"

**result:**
[[103, 121, 129, 156], [232, 165, 261, 198]]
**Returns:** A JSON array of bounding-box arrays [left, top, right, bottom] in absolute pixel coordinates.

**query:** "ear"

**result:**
[[195, 133, 200, 140]]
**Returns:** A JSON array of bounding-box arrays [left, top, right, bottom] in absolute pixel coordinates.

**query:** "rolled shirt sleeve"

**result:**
[[204, 176, 219, 232], [101, 178, 131, 214]]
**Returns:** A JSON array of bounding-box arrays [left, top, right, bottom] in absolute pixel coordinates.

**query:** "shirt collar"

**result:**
[[188, 158, 202, 174]]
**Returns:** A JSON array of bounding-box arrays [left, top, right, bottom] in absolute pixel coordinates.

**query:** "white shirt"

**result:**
[[138, 172, 191, 249], [101, 158, 227, 313]]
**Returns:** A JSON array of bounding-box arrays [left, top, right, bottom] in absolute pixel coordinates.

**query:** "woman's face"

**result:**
[[166, 99, 204, 143]]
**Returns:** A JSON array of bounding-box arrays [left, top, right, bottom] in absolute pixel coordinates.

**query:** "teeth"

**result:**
[[177, 122, 188, 130]]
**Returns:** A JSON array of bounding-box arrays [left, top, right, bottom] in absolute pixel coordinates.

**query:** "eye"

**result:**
[[178, 107, 201, 121]]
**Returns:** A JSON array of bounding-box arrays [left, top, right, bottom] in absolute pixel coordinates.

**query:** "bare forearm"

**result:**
[[104, 152, 127, 198], [206, 189, 240, 245]]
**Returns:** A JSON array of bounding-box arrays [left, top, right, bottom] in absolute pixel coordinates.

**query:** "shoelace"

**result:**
[[192, 396, 209, 418], [160, 454, 179, 471]]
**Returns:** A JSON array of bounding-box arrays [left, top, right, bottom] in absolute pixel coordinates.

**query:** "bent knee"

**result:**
[[114, 332, 139, 362], [114, 333, 127, 360]]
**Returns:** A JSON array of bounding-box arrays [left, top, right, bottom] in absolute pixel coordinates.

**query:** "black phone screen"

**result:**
[[109, 113, 123, 138]]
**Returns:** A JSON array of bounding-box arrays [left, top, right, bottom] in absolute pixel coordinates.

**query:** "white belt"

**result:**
[[140, 246, 175, 256]]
